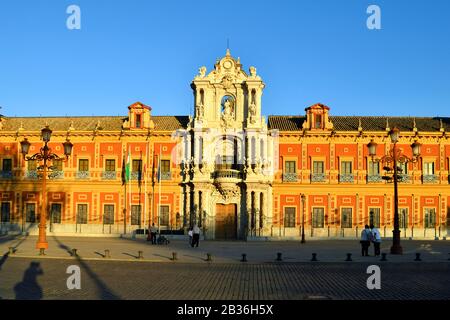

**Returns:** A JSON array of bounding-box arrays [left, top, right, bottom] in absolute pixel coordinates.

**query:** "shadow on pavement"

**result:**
[[52, 236, 120, 300], [14, 261, 43, 300]]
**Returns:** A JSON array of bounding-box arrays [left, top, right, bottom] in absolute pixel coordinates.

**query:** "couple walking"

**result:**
[[188, 224, 201, 247], [360, 224, 381, 256]]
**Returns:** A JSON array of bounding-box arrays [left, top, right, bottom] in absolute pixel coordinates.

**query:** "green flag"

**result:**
[[125, 149, 131, 182]]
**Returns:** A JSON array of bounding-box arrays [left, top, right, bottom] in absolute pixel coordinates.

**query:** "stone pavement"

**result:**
[[0, 235, 449, 263]]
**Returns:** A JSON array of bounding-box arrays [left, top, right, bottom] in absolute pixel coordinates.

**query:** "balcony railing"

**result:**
[[25, 171, 39, 179], [102, 171, 116, 180], [422, 174, 439, 184], [49, 170, 64, 179], [397, 174, 411, 183], [339, 174, 354, 183], [311, 173, 326, 182], [367, 175, 382, 183], [76, 171, 90, 179], [130, 172, 141, 180], [0, 171, 12, 179], [282, 172, 298, 182], [160, 171, 172, 181], [213, 169, 242, 180]]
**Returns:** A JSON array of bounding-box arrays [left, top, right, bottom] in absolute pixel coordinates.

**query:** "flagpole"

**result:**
[[158, 144, 162, 233], [144, 142, 149, 236], [128, 148, 131, 235]]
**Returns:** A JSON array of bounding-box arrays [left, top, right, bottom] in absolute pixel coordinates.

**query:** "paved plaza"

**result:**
[[0, 235, 449, 300]]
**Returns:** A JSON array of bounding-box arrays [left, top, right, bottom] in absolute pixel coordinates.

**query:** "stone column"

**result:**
[[185, 187, 191, 227], [254, 191, 260, 236], [246, 189, 252, 236]]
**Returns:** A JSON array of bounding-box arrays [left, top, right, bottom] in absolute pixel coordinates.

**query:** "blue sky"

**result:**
[[0, 0, 449, 117]]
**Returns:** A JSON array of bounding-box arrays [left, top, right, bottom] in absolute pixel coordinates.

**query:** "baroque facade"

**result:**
[[0, 50, 449, 240]]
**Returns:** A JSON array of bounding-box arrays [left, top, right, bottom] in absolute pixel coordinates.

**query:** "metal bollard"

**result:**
[[276, 252, 282, 261], [311, 253, 318, 261], [380, 253, 387, 261], [8, 247, 15, 255], [345, 253, 352, 261], [138, 251, 144, 259], [206, 253, 212, 262], [414, 253, 422, 261], [39, 248, 45, 256], [104, 249, 110, 258], [71, 249, 78, 257], [241, 253, 247, 262], [172, 252, 178, 261]]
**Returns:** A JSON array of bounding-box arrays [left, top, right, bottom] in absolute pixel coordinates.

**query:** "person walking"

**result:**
[[188, 227, 193, 246], [360, 224, 373, 256], [150, 223, 158, 245], [370, 224, 381, 256], [191, 224, 200, 248]]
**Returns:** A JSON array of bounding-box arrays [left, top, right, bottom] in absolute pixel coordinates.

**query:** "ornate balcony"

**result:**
[[76, 171, 90, 179], [25, 171, 39, 180], [339, 174, 354, 183], [422, 174, 439, 184], [130, 172, 140, 180], [282, 172, 298, 182], [0, 171, 12, 179], [367, 175, 382, 183], [102, 171, 116, 180], [49, 170, 64, 179], [213, 169, 242, 180], [160, 171, 172, 181], [397, 174, 411, 183], [311, 173, 326, 182]]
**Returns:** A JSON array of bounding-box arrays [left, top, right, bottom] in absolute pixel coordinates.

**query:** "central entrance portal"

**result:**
[[215, 203, 237, 240]]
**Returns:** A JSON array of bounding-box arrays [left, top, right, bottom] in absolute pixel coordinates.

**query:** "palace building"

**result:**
[[0, 50, 449, 240]]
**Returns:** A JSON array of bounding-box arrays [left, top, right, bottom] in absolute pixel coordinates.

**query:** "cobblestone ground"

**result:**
[[0, 256, 449, 300]]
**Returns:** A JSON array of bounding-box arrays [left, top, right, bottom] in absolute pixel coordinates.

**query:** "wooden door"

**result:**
[[215, 204, 237, 240]]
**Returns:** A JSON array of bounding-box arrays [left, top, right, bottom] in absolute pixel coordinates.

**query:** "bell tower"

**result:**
[[190, 49, 266, 130]]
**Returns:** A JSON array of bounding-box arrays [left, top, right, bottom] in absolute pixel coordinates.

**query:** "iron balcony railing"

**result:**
[[160, 171, 172, 181], [102, 171, 116, 180], [339, 174, 354, 183], [422, 174, 439, 183], [311, 173, 326, 182], [282, 172, 298, 182], [0, 171, 12, 179], [76, 171, 90, 179], [397, 173, 411, 183], [25, 171, 39, 180], [367, 175, 382, 183], [212, 169, 242, 180]]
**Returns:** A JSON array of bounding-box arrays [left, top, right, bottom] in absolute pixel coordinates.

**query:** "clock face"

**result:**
[[223, 60, 232, 69]]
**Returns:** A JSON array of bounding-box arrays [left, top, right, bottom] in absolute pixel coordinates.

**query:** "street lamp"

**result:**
[[301, 194, 306, 244], [367, 128, 421, 255], [20, 126, 73, 255]]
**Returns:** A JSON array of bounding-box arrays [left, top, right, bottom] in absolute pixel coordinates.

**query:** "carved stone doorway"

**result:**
[[215, 203, 237, 240]]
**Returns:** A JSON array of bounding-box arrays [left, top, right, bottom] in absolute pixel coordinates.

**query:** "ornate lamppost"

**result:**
[[20, 126, 73, 255], [301, 194, 306, 244], [367, 128, 421, 254]]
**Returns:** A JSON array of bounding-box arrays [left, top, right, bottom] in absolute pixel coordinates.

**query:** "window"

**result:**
[[399, 208, 408, 229], [132, 159, 142, 172], [285, 161, 296, 174], [161, 160, 170, 173], [50, 203, 62, 224], [77, 204, 88, 224], [398, 162, 408, 174], [1, 202, 10, 223], [369, 208, 381, 228], [284, 207, 296, 228], [79, 159, 89, 172], [341, 161, 352, 174], [160, 205, 169, 226], [105, 159, 116, 172], [103, 205, 114, 225], [424, 208, 436, 229], [53, 159, 63, 171], [314, 114, 322, 129], [312, 208, 324, 228], [135, 114, 142, 128], [423, 162, 434, 175], [131, 205, 141, 226], [28, 160, 37, 171], [312, 161, 324, 174], [341, 208, 352, 228], [26, 203, 36, 223], [368, 161, 380, 176], [2, 159, 12, 171]]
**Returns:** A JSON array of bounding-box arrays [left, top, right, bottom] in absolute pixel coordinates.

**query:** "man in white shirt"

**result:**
[[191, 224, 201, 247], [370, 224, 381, 256], [360, 225, 372, 256]]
